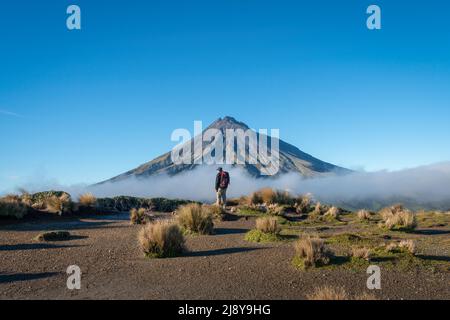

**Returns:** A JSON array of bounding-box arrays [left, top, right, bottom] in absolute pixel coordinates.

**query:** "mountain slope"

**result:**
[[100, 116, 350, 183]]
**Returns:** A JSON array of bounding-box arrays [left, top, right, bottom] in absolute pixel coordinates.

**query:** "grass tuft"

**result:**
[[138, 220, 185, 258]]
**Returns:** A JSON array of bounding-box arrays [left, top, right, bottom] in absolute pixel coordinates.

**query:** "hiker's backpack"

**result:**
[[219, 171, 230, 189]]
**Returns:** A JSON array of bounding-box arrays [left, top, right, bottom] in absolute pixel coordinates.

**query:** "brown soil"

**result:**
[[0, 213, 449, 300]]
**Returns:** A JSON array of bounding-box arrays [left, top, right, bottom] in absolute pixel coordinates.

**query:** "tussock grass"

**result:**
[[357, 209, 371, 221], [203, 204, 225, 220], [255, 216, 280, 234], [379, 205, 417, 231], [307, 286, 348, 300], [78, 193, 97, 207], [130, 208, 147, 225], [138, 220, 185, 258], [399, 240, 416, 255], [0, 195, 29, 219], [45, 193, 73, 215], [307, 286, 377, 300], [176, 203, 214, 235], [245, 216, 282, 243], [386, 240, 417, 255], [248, 188, 295, 206], [351, 247, 372, 261], [324, 206, 340, 219], [295, 194, 312, 213], [292, 235, 332, 269]]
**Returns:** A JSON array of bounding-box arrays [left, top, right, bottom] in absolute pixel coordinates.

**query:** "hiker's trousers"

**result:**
[[216, 188, 227, 208]]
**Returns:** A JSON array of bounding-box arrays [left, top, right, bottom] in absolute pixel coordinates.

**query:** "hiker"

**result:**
[[215, 167, 230, 209]]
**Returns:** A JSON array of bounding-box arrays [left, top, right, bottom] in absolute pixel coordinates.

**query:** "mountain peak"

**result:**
[[206, 116, 250, 131]]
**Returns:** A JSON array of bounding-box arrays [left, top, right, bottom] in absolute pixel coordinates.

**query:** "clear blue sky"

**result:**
[[1, 0, 450, 192]]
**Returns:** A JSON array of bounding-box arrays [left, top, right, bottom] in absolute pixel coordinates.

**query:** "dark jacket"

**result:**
[[215, 171, 230, 191]]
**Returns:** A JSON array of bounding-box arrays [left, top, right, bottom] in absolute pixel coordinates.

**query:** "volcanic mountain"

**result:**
[[100, 116, 350, 184]]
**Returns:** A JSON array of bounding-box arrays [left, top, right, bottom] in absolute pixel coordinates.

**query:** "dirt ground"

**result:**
[[0, 212, 449, 300]]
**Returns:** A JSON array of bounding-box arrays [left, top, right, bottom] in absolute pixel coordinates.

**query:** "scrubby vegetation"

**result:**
[[176, 203, 214, 235], [379, 205, 417, 231], [350, 247, 372, 261], [203, 204, 225, 221], [357, 209, 371, 221], [245, 216, 283, 243], [130, 208, 148, 225], [97, 196, 193, 212], [255, 216, 280, 234], [292, 235, 332, 269], [78, 193, 97, 207], [0, 190, 195, 221], [45, 193, 73, 215], [138, 220, 185, 258], [386, 240, 417, 255], [307, 286, 377, 300], [0, 195, 29, 219]]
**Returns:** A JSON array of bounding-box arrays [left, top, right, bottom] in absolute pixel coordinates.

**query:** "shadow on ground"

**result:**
[[0, 243, 84, 251], [411, 229, 450, 236], [185, 247, 264, 257], [214, 228, 249, 235], [0, 272, 59, 284]]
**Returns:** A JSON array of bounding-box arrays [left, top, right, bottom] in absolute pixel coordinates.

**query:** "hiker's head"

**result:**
[[217, 167, 223, 172]]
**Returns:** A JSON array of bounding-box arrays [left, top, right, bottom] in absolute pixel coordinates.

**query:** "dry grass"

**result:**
[[295, 194, 312, 213], [0, 195, 28, 219], [351, 247, 372, 261], [324, 206, 340, 219], [78, 193, 97, 207], [357, 209, 371, 221], [398, 240, 417, 255], [203, 204, 225, 220], [386, 239, 416, 255], [130, 208, 147, 225], [380, 206, 417, 231], [138, 220, 185, 258], [312, 202, 323, 216], [176, 203, 214, 235], [255, 216, 280, 234], [307, 286, 348, 300], [307, 286, 377, 300], [248, 188, 295, 205], [45, 193, 72, 215], [293, 235, 332, 268]]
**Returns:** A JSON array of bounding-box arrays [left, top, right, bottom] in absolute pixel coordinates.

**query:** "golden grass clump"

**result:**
[[78, 193, 97, 207], [130, 208, 147, 225], [357, 209, 371, 221], [382, 208, 417, 231], [0, 195, 29, 219], [138, 220, 185, 258], [255, 216, 280, 234], [312, 202, 323, 216], [307, 286, 377, 300], [386, 239, 416, 255], [203, 204, 225, 220], [293, 235, 332, 269], [351, 247, 372, 261], [248, 188, 295, 206], [324, 206, 340, 219], [307, 286, 348, 300], [398, 240, 417, 255], [176, 203, 214, 235], [45, 193, 72, 215], [295, 194, 312, 213]]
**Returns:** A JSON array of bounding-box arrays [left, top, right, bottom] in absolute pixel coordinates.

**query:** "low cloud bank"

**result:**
[[10, 162, 450, 210]]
